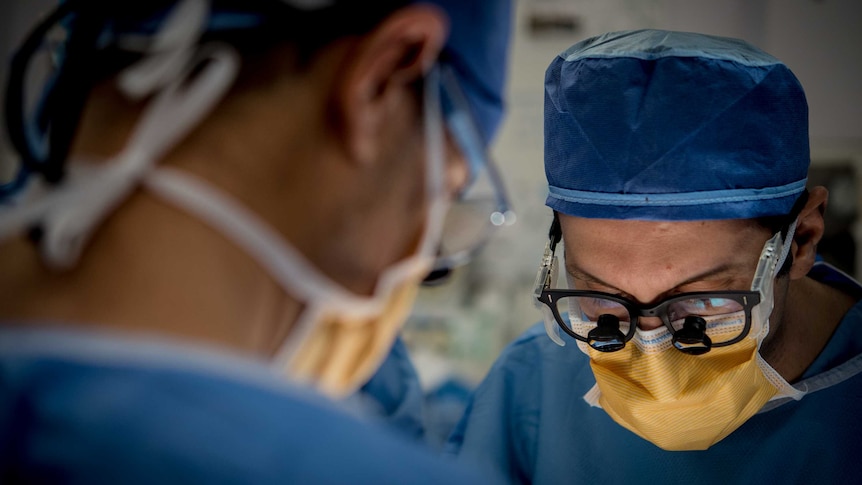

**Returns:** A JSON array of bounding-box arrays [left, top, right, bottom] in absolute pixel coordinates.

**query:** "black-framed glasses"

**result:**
[[531, 209, 798, 355], [537, 289, 761, 354]]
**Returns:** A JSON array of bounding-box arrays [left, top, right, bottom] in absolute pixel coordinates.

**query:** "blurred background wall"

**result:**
[[2, 0, 861, 392]]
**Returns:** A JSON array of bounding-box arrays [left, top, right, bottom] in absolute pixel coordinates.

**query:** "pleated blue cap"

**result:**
[[544, 29, 810, 221], [425, 0, 513, 144], [70, 0, 512, 145]]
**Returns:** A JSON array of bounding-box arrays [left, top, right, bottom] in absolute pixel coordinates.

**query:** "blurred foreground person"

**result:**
[[448, 29, 862, 484], [0, 0, 513, 482]]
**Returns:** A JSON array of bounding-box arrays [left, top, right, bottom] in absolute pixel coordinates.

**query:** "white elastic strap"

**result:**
[[755, 218, 807, 401], [758, 353, 807, 401], [118, 0, 209, 98], [145, 65, 451, 320], [774, 219, 798, 278], [0, 7, 238, 269], [40, 45, 239, 268], [143, 168, 386, 317], [271, 303, 326, 376]]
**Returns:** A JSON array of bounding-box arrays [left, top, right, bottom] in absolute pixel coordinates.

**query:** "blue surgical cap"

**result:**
[[424, 0, 512, 143], [64, 0, 512, 144], [544, 29, 810, 221]]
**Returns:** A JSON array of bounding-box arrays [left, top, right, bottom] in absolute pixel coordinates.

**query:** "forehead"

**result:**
[[559, 215, 771, 289]]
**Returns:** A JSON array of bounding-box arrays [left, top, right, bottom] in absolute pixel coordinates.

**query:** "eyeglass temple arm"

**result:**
[[532, 213, 563, 303], [549, 213, 562, 251], [534, 213, 567, 346]]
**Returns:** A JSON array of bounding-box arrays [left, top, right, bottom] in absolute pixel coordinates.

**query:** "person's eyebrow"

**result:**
[[566, 261, 748, 297], [672, 263, 746, 289], [565, 265, 625, 293]]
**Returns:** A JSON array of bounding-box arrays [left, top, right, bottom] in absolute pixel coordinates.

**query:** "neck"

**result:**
[[0, 189, 301, 358], [761, 274, 859, 382]]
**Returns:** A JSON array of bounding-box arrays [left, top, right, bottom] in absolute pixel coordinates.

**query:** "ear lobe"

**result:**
[[788, 186, 829, 279], [335, 5, 449, 166]]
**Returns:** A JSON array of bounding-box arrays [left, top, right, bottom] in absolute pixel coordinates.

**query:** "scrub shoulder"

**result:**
[[0, 327, 500, 484]]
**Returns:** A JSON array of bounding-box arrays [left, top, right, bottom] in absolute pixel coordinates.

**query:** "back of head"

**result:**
[[0, 0, 514, 400], [543, 29, 810, 222], [3, 0, 512, 194]]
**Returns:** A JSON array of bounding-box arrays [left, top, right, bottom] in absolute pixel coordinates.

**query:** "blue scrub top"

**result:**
[[446, 262, 862, 484], [356, 336, 427, 442], [0, 326, 501, 484]]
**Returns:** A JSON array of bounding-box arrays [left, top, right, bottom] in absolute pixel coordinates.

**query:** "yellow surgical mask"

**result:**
[[286, 278, 421, 398], [583, 314, 778, 450]]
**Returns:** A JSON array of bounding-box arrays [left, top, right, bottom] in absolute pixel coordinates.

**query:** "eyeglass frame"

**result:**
[[423, 58, 515, 279], [532, 192, 809, 352], [537, 288, 761, 349], [438, 59, 513, 221]]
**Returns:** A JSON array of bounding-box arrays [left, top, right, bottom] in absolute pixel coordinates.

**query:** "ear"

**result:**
[[334, 5, 448, 165], [788, 186, 828, 279]]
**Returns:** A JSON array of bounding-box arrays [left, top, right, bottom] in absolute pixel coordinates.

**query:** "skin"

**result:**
[[0, 5, 467, 359], [561, 185, 859, 383]]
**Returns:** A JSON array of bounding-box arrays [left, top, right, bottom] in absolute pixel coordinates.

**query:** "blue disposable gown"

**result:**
[[0, 326, 500, 484], [446, 262, 862, 484], [357, 337, 427, 442]]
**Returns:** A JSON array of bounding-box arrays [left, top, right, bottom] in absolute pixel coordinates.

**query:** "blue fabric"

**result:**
[[357, 336, 427, 442], [544, 29, 809, 221], [424, 0, 512, 143], [76, 0, 511, 145], [446, 263, 862, 484], [423, 377, 475, 450], [0, 327, 502, 484]]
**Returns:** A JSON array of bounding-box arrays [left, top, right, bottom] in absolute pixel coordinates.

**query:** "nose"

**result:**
[[638, 316, 664, 331]]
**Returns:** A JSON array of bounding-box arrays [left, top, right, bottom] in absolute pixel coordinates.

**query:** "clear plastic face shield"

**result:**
[[427, 61, 515, 282]]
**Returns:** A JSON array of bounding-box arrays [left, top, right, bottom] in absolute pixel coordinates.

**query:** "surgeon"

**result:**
[[0, 0, 514, 482], [447, 29, 862, 484]]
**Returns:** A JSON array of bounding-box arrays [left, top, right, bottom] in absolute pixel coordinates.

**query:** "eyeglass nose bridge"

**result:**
[[629, 303, 673, 331]]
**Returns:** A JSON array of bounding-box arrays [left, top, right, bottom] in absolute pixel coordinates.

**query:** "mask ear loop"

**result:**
[[749, 225, 794, 342], [750, 219, 807, 401], [749, 216, 804, 401], [750, 189, 808, 340], [43, 42, 239, 268], [0, 0, 239, 269], [269, 63, 450, 395]]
